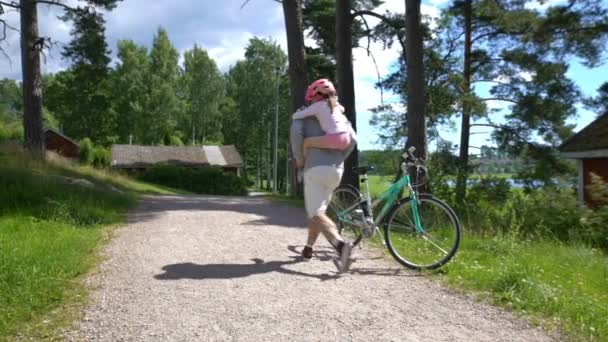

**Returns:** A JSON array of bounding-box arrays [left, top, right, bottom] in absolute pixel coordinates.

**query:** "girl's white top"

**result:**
[[292, 99, 350, 135]]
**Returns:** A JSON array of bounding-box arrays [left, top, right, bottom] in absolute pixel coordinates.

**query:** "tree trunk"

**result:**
[[336, 0, 358, 189], [282, 0, 309, 196], [456, 0, 472, 204], [404, 0, 427, 159], [20, 0, 45, 158]]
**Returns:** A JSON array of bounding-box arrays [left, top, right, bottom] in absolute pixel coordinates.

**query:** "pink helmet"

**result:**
[[305, 78, 336, 102]]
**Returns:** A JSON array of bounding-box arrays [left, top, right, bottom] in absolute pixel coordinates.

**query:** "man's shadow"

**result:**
[[154, 257, 338, 281]]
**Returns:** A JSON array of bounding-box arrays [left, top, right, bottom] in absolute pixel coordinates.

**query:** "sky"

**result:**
[[0, 0, 606, 151]]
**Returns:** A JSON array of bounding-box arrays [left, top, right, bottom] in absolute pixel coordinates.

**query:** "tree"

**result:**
[[0, 0, 120, 157], [335, 0, 359, 188], [19, 0, 44, 157], [404, 0, 427, 162], [437, 0, 608, 195], [46, 7, 114, 143], [369, 10, 460, 176], [226, 38, 289, 188], [0, 79, 22, 118], [281, 0, 309, 194], [143, 27, 181, 144], [586, 82, 608, 114], [282, 0, 309, 113], [110, 39, 149, 143], [181, 45, 225, 144]]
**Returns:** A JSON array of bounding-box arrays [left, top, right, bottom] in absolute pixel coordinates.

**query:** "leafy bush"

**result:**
[[139, 165, 247, 196], [79, 139, 111, 169], [459, 178, 608, 250], [79, 138, 94, 164], [92, 147, 111, 168], [579, 173, 608, 249], [0, 121, 23, 142]]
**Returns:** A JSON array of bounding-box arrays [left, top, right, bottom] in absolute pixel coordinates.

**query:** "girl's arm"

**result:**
[[292, 102, 319, 120]]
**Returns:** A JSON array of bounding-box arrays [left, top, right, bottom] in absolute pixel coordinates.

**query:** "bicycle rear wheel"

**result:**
[[327, 185, 362, 241], [385, 194, 460, 270]]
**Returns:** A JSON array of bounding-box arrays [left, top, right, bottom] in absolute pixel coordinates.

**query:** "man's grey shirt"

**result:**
[[290, 117, 356, 171]]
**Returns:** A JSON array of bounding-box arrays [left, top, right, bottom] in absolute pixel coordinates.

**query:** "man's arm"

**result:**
[[290, 119, 305, 164]]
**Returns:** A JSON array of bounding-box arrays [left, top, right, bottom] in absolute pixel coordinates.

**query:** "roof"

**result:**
[[560, 112, 608, 153], [44, 128, 78, 146], [111, 144, 243, 168]]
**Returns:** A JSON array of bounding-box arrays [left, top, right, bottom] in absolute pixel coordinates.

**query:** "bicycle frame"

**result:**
[[336, 172, 423, 235]]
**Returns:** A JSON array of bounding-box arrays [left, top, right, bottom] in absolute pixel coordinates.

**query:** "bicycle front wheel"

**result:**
[[385, 194, 461, 270], [327, 185, 362, 241]]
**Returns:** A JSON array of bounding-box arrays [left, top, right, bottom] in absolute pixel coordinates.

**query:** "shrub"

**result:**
[[92, 147, 111, 168], [0, 121, 23, 142], [139, 165, 247, 196], [579, 174, 608, 250], [460, 181, 582, 241], [79, 138, 94, 164], [168, 136, 183, 146]]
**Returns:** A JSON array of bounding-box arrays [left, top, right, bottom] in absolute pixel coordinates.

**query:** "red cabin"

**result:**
[[45, 128, 79, 160], [560, 113, 608, 207]]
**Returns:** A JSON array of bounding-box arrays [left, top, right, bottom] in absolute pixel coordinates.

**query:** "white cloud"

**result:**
[[1, 0, 287, 78], [206, 32, 255, 71], [525, 0, 568, 11]]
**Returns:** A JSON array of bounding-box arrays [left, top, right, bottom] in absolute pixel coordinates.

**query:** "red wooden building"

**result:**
[[45, 128, 79, 159], [560, 113, 608, 206]]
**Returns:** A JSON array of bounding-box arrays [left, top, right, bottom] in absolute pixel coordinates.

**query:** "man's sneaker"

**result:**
[[302, 246, 313, 259], [338, 241, 353, 272]]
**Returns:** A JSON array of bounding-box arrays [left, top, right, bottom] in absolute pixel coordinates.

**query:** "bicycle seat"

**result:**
[[352, 165, 375, 174]]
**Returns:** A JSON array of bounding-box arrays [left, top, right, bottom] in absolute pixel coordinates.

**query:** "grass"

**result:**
[[366, 174, 394, 198], [0, 144, 181, 340], [440, 235, 608, 341]]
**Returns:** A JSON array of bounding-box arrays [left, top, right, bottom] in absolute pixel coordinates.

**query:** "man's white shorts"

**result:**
[[303, 165, 344, 218]]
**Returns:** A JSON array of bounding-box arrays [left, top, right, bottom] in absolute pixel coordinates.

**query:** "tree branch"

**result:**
[[482, 97, 517, 104], [469, 122, 526, 141], [470, 123, 507, 129], [472, 79, 515, 86], [33, 0, 74, 11], [351, 10, 405, 51], [240, 0, 253, 9], [240, 0, 281, 10], [351, 9, 389, 23], [0, 1, 20, 9], [355, 46, 384, 105], [0, 44, 10, 64]]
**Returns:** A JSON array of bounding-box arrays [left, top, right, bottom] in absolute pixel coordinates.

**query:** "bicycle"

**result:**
[[327, 147, 461, 270]]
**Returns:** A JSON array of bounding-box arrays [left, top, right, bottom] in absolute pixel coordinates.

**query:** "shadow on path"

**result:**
[[154, 258, 337, 281]]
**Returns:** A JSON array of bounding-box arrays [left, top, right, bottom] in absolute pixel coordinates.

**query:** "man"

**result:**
[[290, 116, 357, 272]]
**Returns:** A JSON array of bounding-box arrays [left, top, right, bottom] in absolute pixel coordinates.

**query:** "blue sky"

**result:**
[[0, 0, 606, 151]]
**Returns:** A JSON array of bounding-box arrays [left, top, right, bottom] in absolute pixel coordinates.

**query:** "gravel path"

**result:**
[[64, 195, 557, 342]]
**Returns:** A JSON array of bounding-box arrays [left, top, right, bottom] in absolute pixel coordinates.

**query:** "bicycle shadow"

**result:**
[[286, 245, 422, 278]]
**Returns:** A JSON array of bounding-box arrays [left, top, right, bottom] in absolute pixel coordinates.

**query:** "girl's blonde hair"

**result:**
[[326, 95, 339, 112]]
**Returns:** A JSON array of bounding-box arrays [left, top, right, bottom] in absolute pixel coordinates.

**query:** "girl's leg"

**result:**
[[303, 136, 333, 151], [303, 133, 351, 159]]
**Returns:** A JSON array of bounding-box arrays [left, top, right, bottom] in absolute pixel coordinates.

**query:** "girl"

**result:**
[[292, 78, 353, 163]]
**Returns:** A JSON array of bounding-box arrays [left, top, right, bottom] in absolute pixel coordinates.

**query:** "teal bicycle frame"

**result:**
[[336, 170, 424, 246]]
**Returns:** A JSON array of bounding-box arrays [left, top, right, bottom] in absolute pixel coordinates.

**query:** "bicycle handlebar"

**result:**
[[400, 147, 429, 187]]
